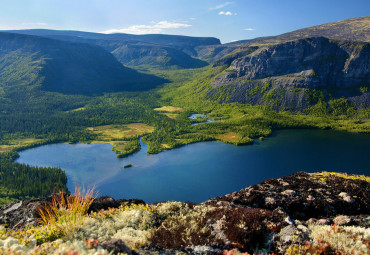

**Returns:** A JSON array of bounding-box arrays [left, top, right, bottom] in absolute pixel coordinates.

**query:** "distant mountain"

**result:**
[[2, 29, 218, 68], [1, 29, 221, 53], [196, 16, 370, 62], [195, 17, 370, 110], [0, 32, 165, 95], [247, 16, 370, 45], [107, 41, 208, 68], [1, 17, 369, 111]]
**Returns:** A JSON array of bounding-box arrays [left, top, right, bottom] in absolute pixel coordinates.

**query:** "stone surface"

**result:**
[[100, 238, 136, 255], [273, 224, 310, 253], [0, 198, 47, 229], [88, 196, 145, 213], [205, 172, 370, 220], [209, 37, 370, 110], [317, 219, 331, 225], [339, 192, 355, 203], [333, 215, 352, 226]]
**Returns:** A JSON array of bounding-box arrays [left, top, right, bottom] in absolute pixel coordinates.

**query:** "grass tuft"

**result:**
[[37, 187, 95, 237]]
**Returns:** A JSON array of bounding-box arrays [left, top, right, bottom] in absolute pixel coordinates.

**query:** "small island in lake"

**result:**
[[123, 164, 133, 168]]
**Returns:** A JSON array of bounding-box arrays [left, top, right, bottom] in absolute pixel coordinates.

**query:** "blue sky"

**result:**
[[0, 0, 369, 43]]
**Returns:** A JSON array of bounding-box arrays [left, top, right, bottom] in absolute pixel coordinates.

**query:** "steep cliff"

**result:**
[[208, 37, 369, 110], [196, 16, 370, 63]]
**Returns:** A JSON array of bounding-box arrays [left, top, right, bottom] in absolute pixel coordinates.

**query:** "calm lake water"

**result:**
[[16, 129, 370, 203]]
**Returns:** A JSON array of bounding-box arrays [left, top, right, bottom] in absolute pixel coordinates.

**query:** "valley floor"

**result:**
[[0, 67, 369, 206]]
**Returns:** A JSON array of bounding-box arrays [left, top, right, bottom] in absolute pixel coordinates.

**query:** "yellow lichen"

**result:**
[[312, 172, 370, 182]]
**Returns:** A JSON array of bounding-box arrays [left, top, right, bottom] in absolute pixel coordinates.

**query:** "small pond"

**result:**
[[188, 113, 219, 126]]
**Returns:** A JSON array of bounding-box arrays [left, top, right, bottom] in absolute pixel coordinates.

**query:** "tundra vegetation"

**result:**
[[0, 172, 369, 254], [0, 65, 369, 205]]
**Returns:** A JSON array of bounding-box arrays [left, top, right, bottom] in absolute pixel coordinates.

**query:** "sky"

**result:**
[[0, 0, 369, 43]]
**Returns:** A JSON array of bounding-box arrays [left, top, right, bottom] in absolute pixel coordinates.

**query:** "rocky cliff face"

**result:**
[[208, 37, 370, 110], [195, 16, 370, 64]]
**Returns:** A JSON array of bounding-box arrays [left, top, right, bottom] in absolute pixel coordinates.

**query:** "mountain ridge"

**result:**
[[0, 32, 166, 95], [1, 29, 219, 68], [207, 37, 369, 110], [195, 16, 370, 62]]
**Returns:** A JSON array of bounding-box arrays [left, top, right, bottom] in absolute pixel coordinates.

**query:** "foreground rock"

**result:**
[[205, 171, 370, 220], [0, 195, 145, 230], [0, 172, 369, 254]]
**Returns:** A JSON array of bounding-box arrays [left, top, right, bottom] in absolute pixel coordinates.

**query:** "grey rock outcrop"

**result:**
[[209, 37, 370, 110], [205, 172, 370, 220], [0, 198, 46, 229]]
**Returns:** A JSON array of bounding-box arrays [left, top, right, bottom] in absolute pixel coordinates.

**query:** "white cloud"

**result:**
[[21, 22, 48, 27], [244, 28, 256, 31], [189, 17, 196, 20], [103, 21, 191, 34], [210, 1, 233, 10], [218, 11, 234, 15]]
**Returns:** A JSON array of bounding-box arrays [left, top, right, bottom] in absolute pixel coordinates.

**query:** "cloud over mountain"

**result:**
[[103, 21, 191, 34]]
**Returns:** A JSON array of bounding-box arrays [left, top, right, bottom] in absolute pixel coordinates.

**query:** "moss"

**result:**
[[312, 171, 370, 183]]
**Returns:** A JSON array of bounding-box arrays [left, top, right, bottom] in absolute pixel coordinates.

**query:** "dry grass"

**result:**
[[0, 138, 42, 153], [37, 187, 95, 236], [87, 123, 154, 140], [0, 147, 12, 152], [216, 132, 240, 143], [153, 106, 184, 112], [162, 113, 179, 119], [161, 144, 172, 149], [70, 107, 86, 112], [88, 123, 153, 157]]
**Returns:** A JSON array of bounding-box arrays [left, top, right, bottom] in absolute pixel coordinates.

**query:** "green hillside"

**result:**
[[0, 32, 166, 95], [0, 17, 369, 205], [2, 29, 218, 68]]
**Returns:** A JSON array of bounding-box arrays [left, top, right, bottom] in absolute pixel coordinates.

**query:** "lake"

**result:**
[[16, 129, 370, 203]]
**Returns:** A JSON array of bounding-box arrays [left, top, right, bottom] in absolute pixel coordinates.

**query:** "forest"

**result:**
[[0, 65, 369, 205]]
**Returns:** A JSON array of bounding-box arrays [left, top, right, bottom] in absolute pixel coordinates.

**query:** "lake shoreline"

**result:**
[[16, 129, 370, 204]]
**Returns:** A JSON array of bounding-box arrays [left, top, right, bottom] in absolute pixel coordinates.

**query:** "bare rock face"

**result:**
[[0, 198, 48, 229], [215, 37, 369, 87], [209, 37, 370, 110]]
